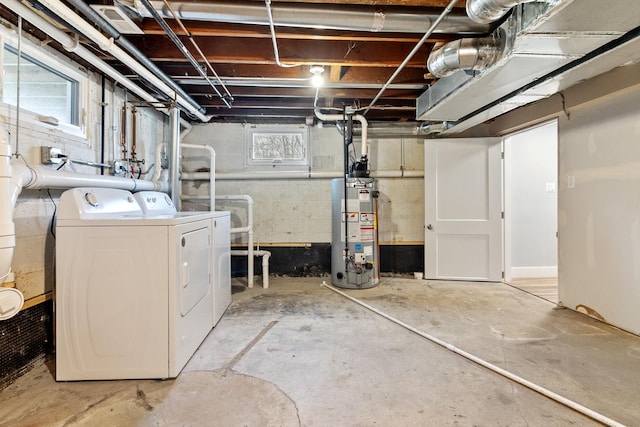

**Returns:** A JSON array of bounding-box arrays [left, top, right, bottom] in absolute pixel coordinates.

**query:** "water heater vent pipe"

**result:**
[[314, 109, 369, 159]]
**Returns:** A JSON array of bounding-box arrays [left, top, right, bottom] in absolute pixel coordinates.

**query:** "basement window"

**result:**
[[245, 125, 309, 168], [1, 31, 88, 138]]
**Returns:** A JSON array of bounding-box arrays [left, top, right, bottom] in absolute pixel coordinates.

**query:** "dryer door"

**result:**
[[179, 227, 211, 316]]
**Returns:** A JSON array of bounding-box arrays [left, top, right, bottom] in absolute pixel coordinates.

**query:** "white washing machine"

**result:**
[[134, 191, 231, 327], [55, 188, 214, 381]]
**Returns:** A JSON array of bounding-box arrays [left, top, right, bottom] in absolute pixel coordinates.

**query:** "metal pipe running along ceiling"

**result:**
[[118, 0, 493, 35]]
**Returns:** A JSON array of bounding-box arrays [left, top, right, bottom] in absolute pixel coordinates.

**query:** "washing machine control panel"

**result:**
[[58, 188, 143, 219]]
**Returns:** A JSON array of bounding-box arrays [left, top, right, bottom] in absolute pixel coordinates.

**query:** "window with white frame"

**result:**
[[1, 30, 88, 137], [245, 125, 309, 167]]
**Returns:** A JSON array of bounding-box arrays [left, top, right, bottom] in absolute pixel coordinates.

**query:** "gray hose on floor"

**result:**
[[321, 281, 626, 427]]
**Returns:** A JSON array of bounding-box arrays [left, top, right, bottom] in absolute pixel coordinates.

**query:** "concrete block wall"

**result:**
[[182, 123, 425, 273]]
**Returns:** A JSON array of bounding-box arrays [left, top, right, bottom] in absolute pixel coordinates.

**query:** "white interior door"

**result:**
[[425, 138, 502, 281]]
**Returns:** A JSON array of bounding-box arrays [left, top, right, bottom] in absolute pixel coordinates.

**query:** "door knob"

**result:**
[[427, 224, 433, 231]]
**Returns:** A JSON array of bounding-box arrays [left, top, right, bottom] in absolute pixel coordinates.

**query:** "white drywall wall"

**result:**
[[559, 83, 640, 334]]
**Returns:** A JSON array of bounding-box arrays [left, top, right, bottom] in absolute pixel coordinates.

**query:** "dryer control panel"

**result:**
[[134, 191, 177, 215]]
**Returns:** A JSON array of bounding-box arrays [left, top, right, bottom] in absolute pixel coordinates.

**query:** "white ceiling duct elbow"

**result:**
[[466, 0, 542, 24], [427, 29, 506, 78]]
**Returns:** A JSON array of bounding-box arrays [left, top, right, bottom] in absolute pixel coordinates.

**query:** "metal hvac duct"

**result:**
[[417, 0, 640, 133], [427, 29, 506, 77], [118, 0, 492, 35], [466, 0, 541, 24]]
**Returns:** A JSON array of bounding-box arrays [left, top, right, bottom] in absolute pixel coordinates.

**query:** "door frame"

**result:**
[[503, 119, 559, 282]]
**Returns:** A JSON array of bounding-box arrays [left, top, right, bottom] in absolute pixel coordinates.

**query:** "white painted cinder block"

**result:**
[[184, 123, 425, 246]]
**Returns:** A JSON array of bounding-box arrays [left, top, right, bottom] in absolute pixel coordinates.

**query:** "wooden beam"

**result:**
[[131, 35, 432, 68], [138, 21, 457, 44]]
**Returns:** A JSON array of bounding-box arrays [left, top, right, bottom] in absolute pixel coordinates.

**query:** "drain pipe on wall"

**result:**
[[229, 249, 271, 289], [321, 282, 626, 427]]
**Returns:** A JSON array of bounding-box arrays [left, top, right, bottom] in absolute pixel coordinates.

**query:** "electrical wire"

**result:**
[[46, 189, 57, 238]]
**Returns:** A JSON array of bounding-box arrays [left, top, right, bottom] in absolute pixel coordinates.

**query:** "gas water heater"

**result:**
[[331, 177, 379, 289]]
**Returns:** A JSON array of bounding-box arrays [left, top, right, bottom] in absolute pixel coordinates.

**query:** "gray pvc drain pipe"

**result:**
[[321, 282, 625, 427]]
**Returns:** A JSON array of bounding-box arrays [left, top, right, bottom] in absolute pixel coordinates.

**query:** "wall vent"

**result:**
[[90, 5, 144, 35]]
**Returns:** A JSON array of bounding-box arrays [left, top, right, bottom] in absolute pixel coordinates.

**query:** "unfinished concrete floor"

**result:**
[[1, 277, 639, 426]]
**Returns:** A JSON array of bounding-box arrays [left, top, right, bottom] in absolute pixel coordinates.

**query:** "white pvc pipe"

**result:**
[[314, 110, 369, 159], [0, 141, 16, 282], [32, 0, 209, 122], [12, 163, 161, 193], [321, 282, 626, 427], [181, 143, 216, 210], [216, 195, 254, 288], [183, 171, 339, 180], [152, 144, 167, 185], [169, 107, 181, 207], [230, 249, 271, 289], [0, 136, 162, 286], [181, 170, 424, 181]]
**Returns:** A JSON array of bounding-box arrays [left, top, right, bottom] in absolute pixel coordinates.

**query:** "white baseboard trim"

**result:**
[[511, 266, 558, 279]]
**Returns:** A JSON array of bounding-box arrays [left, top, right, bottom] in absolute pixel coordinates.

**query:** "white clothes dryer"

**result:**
[[55, 188, 214, 381], [133, 192, 231, 327]]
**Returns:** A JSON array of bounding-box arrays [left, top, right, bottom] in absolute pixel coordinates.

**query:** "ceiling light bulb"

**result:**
[[311, 73, 324, 87], [310, 65, 325, 87]]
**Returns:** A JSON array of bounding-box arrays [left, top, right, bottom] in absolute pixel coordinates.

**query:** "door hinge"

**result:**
[[501, 271, 505, 279], [501, 211, 504, 219], [501, 151, 504, 160]]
